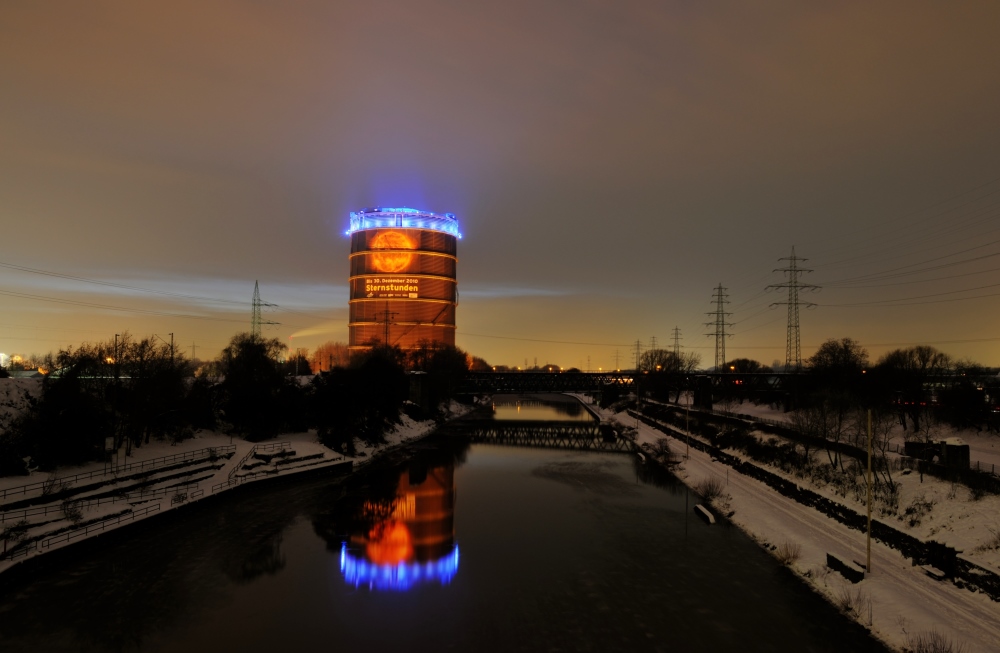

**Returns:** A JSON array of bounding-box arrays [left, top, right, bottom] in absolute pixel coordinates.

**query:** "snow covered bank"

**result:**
[[0, 400, 475, 575], [574, 395, 1000, 653]]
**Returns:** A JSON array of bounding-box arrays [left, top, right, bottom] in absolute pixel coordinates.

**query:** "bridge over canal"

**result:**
[[456, 371, 799, 403]]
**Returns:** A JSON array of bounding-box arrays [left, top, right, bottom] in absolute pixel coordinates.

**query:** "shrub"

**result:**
[[906, 630, 965, 653], [775, 541, 801, 566], [902, 494, 935, 527], [695, 476, 725, 502], [1, 519, 29, 550], [61, 500, 83, 525], [836, 586, 870, 621], [972, 527, 1000, 553]]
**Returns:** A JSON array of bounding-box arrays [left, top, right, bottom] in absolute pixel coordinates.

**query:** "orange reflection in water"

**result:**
[[366, 521, 413, 566], [351, 464, 455, 566], [369, 230, 416, 273]]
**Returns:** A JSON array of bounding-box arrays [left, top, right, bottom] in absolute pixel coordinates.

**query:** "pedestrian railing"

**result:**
[[38, 504, 161, 550], [0, 445, 236, 504], [126, 481, 201, 503], [0, 494, 126, 523], [226, 441, 290, 483]]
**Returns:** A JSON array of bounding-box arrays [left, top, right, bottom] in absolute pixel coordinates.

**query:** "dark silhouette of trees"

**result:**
[[5, 333, 192, 470], [217, 332, 292, 441], [309, 341, 350, 373], [0, 330, 487, 475], [311, 344, 408, 454], [808, 338, 869, 399], [640, 350, 702, 404], [407, 340, 470, 412], [938, 358, 992, 431], [874, 345, 951, 435], [10, 366, 111, 469], [279, 352, 312, 377]]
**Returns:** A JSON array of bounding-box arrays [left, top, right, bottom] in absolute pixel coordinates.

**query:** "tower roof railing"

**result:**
[[346, 207, 461, 238]]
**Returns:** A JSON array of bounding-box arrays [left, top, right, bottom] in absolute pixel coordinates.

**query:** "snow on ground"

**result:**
[[0, 400, 476, 575], [653, 397, 1000, 570], [720, 397, 1000, 470], [571, 394, 1000, 653]]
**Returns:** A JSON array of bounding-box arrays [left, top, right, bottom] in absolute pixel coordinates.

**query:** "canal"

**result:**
[[0, 395, 884, 652]]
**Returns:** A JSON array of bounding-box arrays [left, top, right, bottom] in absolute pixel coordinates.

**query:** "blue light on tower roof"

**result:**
[[345, 207, 461, 238]]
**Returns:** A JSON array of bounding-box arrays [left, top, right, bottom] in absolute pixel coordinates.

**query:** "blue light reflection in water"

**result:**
[[339, 542, 460, 591]]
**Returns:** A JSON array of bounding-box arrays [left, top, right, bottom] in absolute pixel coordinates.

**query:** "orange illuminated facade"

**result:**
[[347, 208, 459, 351]]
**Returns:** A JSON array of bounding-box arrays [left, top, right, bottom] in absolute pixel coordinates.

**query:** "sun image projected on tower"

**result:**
[[347, 207, 460, 351], [369, 230, 416, 273]]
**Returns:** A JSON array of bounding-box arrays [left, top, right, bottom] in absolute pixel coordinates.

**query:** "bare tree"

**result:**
[[310, 341, 351, 373]]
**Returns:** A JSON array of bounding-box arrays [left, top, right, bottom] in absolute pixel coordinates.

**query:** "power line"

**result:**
[[824, 289, 1000, 308], [0, 288, 254, 325], [0, 260, 249, 306]]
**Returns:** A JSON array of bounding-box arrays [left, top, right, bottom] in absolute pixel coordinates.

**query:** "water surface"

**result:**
[[0, 401, 884, 652]]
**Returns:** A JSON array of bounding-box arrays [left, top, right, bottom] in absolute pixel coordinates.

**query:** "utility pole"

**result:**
[[867, 409, 873, 574], [671, 326, 682, 357], [114, 333, 121, 466], [191, 342, 197, 361], [704, 284, 733, 371], [614, 349, 621, 371], [378, 301, 399, 345], [650, 336, 658, 351], [633, 340, 642, 371], [768, 247, 819, 371], [154, 333, 175, 365]]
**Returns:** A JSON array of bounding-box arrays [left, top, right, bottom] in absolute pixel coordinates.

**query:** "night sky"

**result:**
[[2, 1, 1000, 368]]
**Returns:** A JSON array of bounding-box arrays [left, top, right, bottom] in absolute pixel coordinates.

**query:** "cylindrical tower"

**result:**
[[347, 207, 459, 351]]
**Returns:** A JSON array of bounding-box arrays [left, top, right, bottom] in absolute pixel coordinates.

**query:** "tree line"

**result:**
[[0, 333, 481, 476]]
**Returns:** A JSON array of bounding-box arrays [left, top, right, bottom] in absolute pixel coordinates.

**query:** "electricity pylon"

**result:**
[[251, 281, 279, 337], [704, 284, 733, 371], [767, 247, 819, 371]]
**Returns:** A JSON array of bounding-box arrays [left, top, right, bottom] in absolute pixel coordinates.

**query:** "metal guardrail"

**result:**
[[5, 540, 36, 561], [212, 443, 327, 494], [1, 494, 126, 523], [255, 441, 290, 453], [38, 504, 161, 550], [127, 481, 201, 503], [3, 504, 163, 560], [226, 441, 290, 483], [0, 445, 236, 503]]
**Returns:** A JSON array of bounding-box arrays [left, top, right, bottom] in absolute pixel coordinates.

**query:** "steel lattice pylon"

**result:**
[[251, 280, 278, 337], [704, 284, 732, 371], [251, 281, 262, 337], [767, 247, 819, 371]]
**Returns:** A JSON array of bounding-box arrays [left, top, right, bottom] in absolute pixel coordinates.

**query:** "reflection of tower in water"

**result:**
[[340, 464, 458, 591]]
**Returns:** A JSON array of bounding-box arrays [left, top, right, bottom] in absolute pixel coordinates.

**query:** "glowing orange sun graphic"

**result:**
[[369, 230, 416, 273]]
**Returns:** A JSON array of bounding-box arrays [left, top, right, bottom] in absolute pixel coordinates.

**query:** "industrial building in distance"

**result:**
[[347, 207, 460, 351]]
